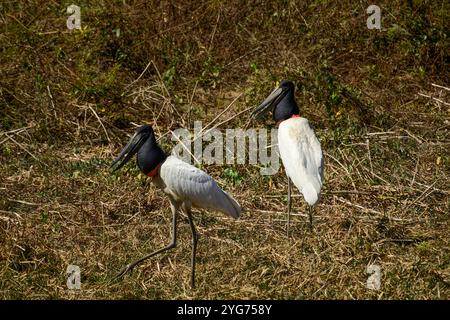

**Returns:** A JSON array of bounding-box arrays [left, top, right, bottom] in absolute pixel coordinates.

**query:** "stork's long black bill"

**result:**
[[251, 86, 287, 118], [110, 131, 148, 172]]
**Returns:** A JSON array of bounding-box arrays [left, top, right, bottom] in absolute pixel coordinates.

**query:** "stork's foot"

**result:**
[[112, 263, 135, 282]]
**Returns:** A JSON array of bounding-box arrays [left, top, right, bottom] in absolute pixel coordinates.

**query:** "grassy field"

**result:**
[[0, 0, 449, 299]]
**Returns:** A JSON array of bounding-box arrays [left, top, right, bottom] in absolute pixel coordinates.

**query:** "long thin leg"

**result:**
[[185, 206, 198, 288], [308, 205, 314, 232], [286, 176, 292, 237], [113, 201, 179, 281]]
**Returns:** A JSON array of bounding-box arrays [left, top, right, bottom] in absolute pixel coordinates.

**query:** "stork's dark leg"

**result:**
[[113, 201, 179, 281], [308, 205, 314, 232], [185, 205, 198, 288], [286, 176, 292, 237]]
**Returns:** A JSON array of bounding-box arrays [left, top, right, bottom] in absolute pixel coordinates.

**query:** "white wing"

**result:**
[[159, 156, 241, 219], [278, 117, 323, 206]]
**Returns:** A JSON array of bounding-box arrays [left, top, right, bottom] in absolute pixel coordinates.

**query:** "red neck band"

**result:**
[[146, 163, 162, 177]]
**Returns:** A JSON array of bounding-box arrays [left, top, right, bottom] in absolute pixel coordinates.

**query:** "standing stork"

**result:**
[[252, 80, 323, 234], [110, 124, 241, 288]]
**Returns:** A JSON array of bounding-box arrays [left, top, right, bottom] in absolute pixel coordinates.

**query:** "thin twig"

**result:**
[[366, 138, 373, 177], [210, 105, 254, 131], [46, 85, 57, 119], [4, 134, 44, 165], [402, 129, 423, 144], [334, 196, 382, 215], [195, 92, 244, 140], [7, 199, 41, 206], [1, 87, 26, 105], [365, 131, 396, 137], [431, 83, 450, 92], [0, 128, 30, 145], [208, 10, 221, 53], [324, 151, 357, 191], [410, 155, 420, 187], [182, 104, 254, 159], [169, 129, 201, 166], [126, 61, 152, 89], [156, 130, 172, 143], [321, 190, 374, 195], [418, 93, 450, 106], [5, 14, 31, 32], [412, 181, 448, 194], [87, 105, 111, 142], [224, 47, 261, 68], [404, 181, 436, 211], [187, 80, 198, 125], [150, 60, 183, 121], [0, 125, 33, 137], [375, 238, 419, 245], [0, 209, 22, 220]]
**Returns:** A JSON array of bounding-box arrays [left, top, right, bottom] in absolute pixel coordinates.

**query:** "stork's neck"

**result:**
[[273, 91, 300, 124], [276, 114, 301, 126], [137, 135, 167, 177]]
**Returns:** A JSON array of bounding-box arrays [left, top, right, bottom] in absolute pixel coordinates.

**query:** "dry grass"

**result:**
[[0, 0, 449, 299]]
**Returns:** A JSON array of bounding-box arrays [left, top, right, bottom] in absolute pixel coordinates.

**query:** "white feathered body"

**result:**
[[154, 156, 241, 219], [278, 117, 324, 206]]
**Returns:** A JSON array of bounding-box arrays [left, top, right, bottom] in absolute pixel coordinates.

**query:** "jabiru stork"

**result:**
[[252, 80, 323, 234], [111, 124, 241, 288]]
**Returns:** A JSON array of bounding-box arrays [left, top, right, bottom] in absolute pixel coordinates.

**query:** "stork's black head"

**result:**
[[111, 124, 166, 176], [251, 80, 299, 123]]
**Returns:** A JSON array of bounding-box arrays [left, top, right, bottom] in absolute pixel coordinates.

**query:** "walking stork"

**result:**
[[252, 80, 323, 234], [110, 124, 241, 287]]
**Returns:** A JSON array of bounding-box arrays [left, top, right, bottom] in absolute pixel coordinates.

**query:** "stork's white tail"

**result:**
[[300, 180, 320, 206], [159, 156, 242, 219], [278, 118, 324, 207]]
